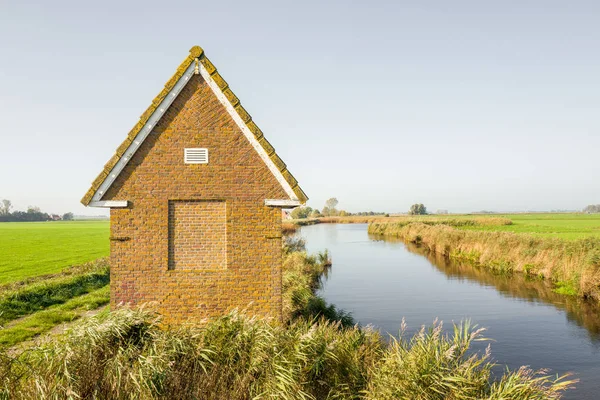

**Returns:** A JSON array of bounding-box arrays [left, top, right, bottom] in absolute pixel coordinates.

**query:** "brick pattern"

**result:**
[[168, 201, 227, 270], [105, 74, 286, 323]]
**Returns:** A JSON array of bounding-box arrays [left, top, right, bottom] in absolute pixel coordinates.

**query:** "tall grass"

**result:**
[[0, 309, 575, 399], [366, 319, 573, 400], [282, 222, 298, 234], [369, 222, 600, 301]]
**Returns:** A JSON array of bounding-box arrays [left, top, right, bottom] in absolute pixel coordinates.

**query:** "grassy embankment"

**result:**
[[369, 214, 600, 301], [0, 221, 111, 347], [0, 237, 575, 399], [0, 259, 110, 347], [401, 240, 600, 336]]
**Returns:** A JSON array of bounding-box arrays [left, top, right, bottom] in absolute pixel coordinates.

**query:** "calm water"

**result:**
[[299, 223, 600, 400]]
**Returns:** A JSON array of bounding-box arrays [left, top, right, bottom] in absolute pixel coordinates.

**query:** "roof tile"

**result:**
[[234, 104, 252, 123], [189, 45, 204, 58], [115, 136, 134, 157], [294, 186, 309, 203], [258, 136, 275, 155], [81, 191, 94, 205], [223, 88, 239, 106], [247, 121, 263, 140], [103, 154, 120, 171], [270, 154, 286, 171], [200, 56, 216, 75], [211, 72, 228, 91], [90, 170, 108, 192], [281, 170, 298, 188]]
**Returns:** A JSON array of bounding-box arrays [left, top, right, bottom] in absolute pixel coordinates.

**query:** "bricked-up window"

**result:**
[[168, 201, 227, 270]]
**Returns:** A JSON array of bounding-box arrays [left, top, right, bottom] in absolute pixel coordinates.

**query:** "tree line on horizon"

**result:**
[[0, 199, 73, 222], [290, 197, 388, 219]]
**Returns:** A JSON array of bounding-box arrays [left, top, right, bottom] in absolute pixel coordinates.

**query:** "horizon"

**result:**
[[1, 1, 599, 215]]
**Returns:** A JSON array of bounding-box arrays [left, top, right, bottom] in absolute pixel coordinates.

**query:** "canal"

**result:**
[[299, 223, 600, 400]]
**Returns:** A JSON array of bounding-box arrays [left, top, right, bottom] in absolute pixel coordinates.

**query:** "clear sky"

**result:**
[[1, 1, 599, 215]]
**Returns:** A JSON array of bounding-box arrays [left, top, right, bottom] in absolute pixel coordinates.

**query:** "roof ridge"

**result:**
[[81, 46, 307, 206]]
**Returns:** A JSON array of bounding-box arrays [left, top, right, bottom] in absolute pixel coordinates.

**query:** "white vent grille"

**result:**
[[184, 148, 208, 164]]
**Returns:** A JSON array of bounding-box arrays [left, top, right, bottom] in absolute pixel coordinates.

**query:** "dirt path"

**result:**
[[6, 305, 108, 357]]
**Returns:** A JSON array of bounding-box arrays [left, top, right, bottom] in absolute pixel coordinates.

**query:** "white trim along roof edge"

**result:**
[[88, 59, 300, 208]]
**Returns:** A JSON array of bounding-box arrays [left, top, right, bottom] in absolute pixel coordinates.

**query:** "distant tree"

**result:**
[[62, 212, 74, 221], [583, 204, 600, 214], [325, 198, 339, 210], [309, 209, 322, 218], [0, 199, 11, 216], [0, 203, 49, 222], [409, 203, 427, 215], [290, 206, 313, 219], [323, 198, 339, 216], [339, 210, 349, 217]]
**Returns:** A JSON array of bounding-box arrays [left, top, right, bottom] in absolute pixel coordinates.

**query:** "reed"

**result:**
[[281, 222, 298, 234], [366, 319, 574, 400], [282, 237, 353, 326], [0, 309, 574, 399], [369, 222, 600, 301]]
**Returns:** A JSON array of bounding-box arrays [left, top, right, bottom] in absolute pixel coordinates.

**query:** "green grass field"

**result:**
[[460, 213, 600, 239], [0, 221, 109, 284], [0, 221, 110, 348]]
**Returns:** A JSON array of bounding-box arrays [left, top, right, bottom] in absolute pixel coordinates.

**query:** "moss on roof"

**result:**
[[82, 46, 307, 205]]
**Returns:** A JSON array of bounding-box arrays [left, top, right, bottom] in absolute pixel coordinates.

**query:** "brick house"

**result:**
[[81, 46, 307, 323]]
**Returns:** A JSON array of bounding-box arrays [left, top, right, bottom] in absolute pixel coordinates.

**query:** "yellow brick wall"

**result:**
[[105, 74, 286, 323], [168, 201, 227, 271]]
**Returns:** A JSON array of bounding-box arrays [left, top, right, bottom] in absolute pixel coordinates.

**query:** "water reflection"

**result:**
[[371, 234, 600, 342], [302, 224, 600, 399]]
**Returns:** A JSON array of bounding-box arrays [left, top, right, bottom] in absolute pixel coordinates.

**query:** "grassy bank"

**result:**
[[0, 259, 109, 325], [0, 286, 109, 348], [0, 259, 111, 348], [369, 221, 600, 301]]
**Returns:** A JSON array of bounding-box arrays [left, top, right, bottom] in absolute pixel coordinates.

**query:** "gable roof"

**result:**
[[81, 45, 307, 207]]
